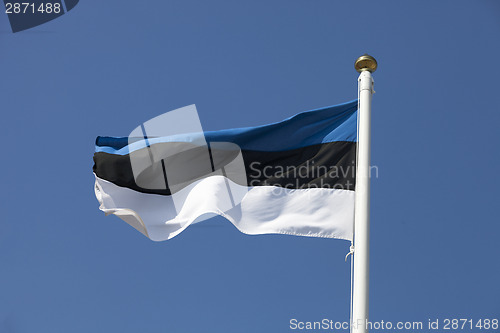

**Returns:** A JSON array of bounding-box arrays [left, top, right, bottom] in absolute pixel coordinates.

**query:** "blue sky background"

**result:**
[[1, 1, 499, 332]]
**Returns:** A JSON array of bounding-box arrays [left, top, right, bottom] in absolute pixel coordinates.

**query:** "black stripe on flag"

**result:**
[[93, 141, 356, 195]]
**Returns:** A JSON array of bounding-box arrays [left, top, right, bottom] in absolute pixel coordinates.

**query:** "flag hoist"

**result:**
[[351, 54, 377, 333]]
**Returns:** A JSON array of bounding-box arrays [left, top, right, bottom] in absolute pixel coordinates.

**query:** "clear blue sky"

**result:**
[[1, 1, 499, 332]]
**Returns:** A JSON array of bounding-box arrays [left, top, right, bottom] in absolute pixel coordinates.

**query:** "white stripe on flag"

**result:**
[[94, 174, 354, 241]]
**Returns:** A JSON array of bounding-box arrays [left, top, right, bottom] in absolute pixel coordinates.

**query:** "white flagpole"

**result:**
[[352, 54, 377, 333]]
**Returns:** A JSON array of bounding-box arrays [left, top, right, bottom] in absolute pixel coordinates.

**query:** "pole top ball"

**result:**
[[355, 54, 377, 73]]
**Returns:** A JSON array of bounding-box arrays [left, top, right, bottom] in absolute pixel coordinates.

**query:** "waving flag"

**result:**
[[93, 100, 357, 241]]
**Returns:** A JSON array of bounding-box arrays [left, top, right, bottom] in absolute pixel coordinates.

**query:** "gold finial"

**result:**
[[355, 54, 377, 73]]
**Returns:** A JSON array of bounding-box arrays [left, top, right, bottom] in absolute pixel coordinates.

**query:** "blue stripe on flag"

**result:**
[[96, 100, 357, 155]]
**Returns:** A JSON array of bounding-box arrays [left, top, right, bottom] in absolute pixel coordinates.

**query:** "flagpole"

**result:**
[[352, 54, 377, 333]]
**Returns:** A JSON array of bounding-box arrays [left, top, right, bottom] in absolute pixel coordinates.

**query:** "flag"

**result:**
[[93, 100, 357, 241]]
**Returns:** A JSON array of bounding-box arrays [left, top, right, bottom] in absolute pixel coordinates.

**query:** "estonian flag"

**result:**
[[93, 100, 358, 241]]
